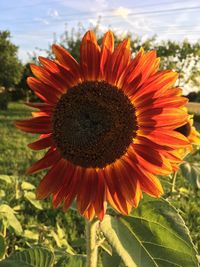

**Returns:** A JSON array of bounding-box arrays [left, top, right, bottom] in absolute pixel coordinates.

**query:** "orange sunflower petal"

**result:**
[[104, 165, 132, 215], [140, 129, 190, 148], [100, 30, 114, 78], [125, 157, 163, 197], [105, 38, 131, 86], [76, 168, 97, 215], [122, 50, 159, 93], [80, 31, 100, 81], [52, 44, 81, 79], [131, 70, 178, 99], [39, 56, 81, 88], [30, 64, 66, 93], [129, 144, 172, 175], [138, 108, 188, 129], [134, 95, 188, 112], [27, 77, 61, 104], [113, 160, 142, 207], [83, 204, 96, 221]]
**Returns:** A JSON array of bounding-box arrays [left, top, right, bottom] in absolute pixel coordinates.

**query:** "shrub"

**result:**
[[0, 91, 9, 110]]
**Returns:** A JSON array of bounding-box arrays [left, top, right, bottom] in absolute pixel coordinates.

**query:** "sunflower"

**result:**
[[15, 30, 190, 220], [175, 115, 200, 158]]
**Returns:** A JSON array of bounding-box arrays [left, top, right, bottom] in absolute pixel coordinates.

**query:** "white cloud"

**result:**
[[89, 6, 153, 39], [48, 8, 59, 18], [114, 6, 130, 18]]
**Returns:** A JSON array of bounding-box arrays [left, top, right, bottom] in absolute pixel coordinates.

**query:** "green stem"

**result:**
[[171, 171, 178, 192], [86, 219, 99, 267]]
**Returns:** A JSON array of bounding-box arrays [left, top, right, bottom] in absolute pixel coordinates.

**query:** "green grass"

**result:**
[[0, 103, 41, 175], [0, 102, 199, 254]]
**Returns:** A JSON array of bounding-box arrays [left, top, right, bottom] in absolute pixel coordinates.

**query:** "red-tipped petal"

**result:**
[[63, 166, 83, 211], [30, 64, 67, 93], [52, 162, 76, 208], [15, 116, 51, 134], [139, 129, 190, 149], [100, 30, 114, 78], [25, 102, 53, 112], [80, 31, 100, 81], [105, 39, 131, 86], [39, 56, 81, 88], [28, 134, 53, 150], [125, 158, 163, 197], [27, 77, 60, 104], [27, 147, 61, 174], [52, 44, 81, 79], [36, 159, 68, 199], [93, 170, 106, 220]]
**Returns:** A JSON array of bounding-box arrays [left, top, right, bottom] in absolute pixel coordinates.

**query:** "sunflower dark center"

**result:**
[[175, 122, 191, 137], [52, 81, 137, 168]]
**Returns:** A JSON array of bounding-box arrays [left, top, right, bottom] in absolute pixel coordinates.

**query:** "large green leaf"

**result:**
[[100, 196, 198, 267], [0, 247, 54, 267], [0, 204, 22, 234], [102, 251, 121, 267], [54, 254, 86, 267], [0, 260, 31, 267]]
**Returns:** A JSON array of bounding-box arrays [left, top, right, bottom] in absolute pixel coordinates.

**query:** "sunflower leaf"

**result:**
[[0, 247, 54, 267], [102, 250, 121, 267], [100, 195, 198, 267]]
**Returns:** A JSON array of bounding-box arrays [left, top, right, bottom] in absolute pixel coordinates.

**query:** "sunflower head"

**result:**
[[175, 115, 200, 158], [15, 30, 190, 220]]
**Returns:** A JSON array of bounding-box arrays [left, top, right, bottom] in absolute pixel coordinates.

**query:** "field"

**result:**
[[0, 102, 200, 256]]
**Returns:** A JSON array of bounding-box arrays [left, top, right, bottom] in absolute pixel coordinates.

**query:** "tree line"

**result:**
[[0, 26, 200, 109]]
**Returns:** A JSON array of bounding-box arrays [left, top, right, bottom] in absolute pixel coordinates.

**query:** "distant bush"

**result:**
[[0, 91, 9, 110], [194, 114, 200, 124], [186, 91, 200, 102]]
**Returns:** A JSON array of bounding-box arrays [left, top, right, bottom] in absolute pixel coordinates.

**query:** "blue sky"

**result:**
[[1, 0, 200, 63]]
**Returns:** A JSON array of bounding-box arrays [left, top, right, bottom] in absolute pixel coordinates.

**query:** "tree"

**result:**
[[14, 63, 34, 102], [0, 31, 22, 109], [156, 39, 200, 93]]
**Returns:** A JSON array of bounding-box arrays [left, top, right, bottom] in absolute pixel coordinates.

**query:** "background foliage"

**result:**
[[0, 31, 22, 110]]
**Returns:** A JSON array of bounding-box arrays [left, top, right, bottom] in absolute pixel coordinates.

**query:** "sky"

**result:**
[[1, 0, 200, 63]]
